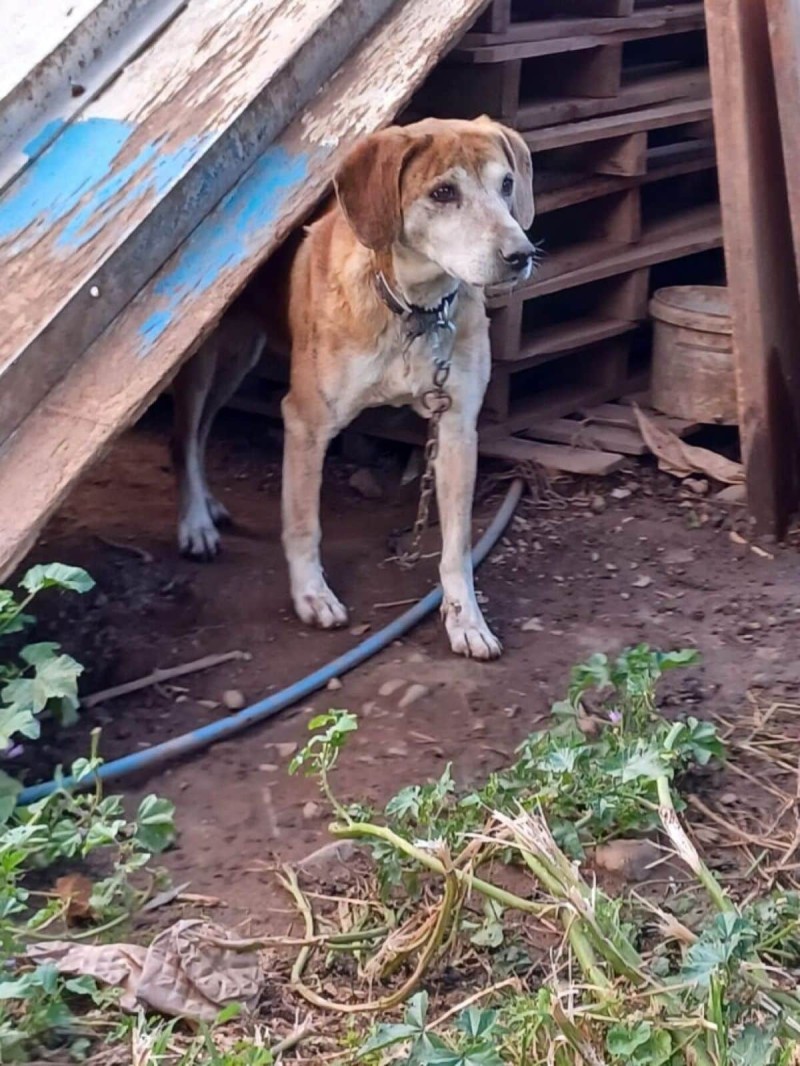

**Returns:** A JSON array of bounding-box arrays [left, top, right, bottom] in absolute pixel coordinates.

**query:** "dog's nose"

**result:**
[[503, 249, 534, 274]]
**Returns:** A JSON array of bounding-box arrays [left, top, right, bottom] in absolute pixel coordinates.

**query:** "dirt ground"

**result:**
[[15, 403, 800, 929]]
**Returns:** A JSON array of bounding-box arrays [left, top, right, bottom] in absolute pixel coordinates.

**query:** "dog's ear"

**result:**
[[476, 116, 535, 230], [334, 129, 430, 250]]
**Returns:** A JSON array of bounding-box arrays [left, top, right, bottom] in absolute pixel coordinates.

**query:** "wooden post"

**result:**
[[705, 0, 800, 536], [766, 0, 800, 294]]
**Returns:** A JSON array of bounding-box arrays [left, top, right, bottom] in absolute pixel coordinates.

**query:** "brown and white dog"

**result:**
[[171, 116, 536, 660]]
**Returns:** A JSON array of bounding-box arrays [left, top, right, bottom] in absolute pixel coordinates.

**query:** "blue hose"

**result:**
[[18, 479, 523, 805]]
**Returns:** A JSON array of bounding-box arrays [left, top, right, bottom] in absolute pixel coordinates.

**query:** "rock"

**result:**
[[350, 623, 371, 637], [298, 840, 361, 877], [590, 494, 606, 514], [274, 742, 298, 759], [259, 763, 279, 773], [684, 477, 709, 496], [303, 801, 321, 820], [593, 838, 663, 882], [399, 683, 430, 709], [222, 689, 246, 711], [379, 679, 406, 698], [716, 483, 746, 506], [610, 487, 632, 501], [349, 468, 383, 500], [664, 548, 694, 566], [632, 575, 653, 589], [327, 677, 343, 691], [720, 792, 738, 806], [521, 616, 544, 632]]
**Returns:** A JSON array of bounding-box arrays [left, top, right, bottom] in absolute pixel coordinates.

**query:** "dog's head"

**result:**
[[334, 116, 536, 287]]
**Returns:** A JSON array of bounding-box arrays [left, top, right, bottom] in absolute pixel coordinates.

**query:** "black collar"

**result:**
[[374, 271, 458, 340]]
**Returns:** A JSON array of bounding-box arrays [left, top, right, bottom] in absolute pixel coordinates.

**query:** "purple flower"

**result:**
[[608, 710, 622, 726], [2, 743, 23, 759]]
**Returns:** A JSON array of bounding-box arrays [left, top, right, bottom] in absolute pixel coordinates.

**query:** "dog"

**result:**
[[171, 116, 536, 660]]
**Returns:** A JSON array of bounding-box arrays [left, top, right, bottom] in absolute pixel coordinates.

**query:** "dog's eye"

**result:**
[[430, 183, 458, 204], [502, 174, 514, 197]]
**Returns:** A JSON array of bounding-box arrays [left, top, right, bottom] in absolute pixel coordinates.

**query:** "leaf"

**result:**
[[731, 1024, 778, 1066], [135, 795, 176, 853], [405, 990, 429, 1031], [18, 643, 62, 666], [0, 701, 40, 748], [386, 786, 422, 821], [469, 900, 505, 949], [0, 769, 21, 826], [20, 564, 95, 596], [457, 1007, 498, 1041], [607, 1022, 673, 1065], [357, 1022, 420, 1058], [681, 914, 758, 988], [618, 745, 667, 784]]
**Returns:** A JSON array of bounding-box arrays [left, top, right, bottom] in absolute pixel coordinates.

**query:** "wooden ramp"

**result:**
[[0, 0, 486, 580]]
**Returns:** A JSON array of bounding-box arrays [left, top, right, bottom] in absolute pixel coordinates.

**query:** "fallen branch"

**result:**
[[83, 650, 251, 707]]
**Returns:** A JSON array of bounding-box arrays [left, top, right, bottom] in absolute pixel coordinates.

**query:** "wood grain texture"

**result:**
[[706, 0, 800, 535]]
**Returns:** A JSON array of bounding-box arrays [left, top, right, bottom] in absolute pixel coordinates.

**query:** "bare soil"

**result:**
[[15, 404, 800, 929]]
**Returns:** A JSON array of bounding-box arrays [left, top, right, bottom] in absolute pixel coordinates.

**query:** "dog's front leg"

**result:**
[[434, 412, 502, 660], [281, 394, 348, 629]]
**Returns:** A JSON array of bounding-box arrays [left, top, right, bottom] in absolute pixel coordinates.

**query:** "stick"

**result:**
[[82, 651, 251, 707], [429, 977, 520, 1031]]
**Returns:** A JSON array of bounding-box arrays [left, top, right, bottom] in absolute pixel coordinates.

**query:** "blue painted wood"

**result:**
[[0, 0, 395, 448]]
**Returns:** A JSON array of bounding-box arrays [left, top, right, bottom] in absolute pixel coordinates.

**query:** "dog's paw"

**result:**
[[444, 603, 502, 660], [294, 582, 349, 629], [206, 494, 232, 527], [179, 510, 221, 561]]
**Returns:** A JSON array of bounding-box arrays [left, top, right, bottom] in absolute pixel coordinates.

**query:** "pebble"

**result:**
[[222, 689, 246, 711], [274, 742, 298, 759], [632, 575, 653, 589], [348, 467, 383, 499], [327, 677, 343, 691], [303, 801, 320, 820], [399, 683, 430, 709], [610, 487, 632, 500], [350, 623, 371, 637], [379, 679, 406, 698], [684, 477, 710, 496], [590, 495, 606, 514], [521, 616, 544, 632]]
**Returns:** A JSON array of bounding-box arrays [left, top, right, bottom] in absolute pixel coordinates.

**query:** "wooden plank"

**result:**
[[1, 0, 187, 191], [0, 0, 489, 581], [455, 4, 704, 61], [536, 139, 716, 214], [706, 0, 800, 536], [504, 317, 635, 365], [518, 67, 710, 129], [526, 98, 712, 152], [461, 9, 665, 46], [488, 204, 722, 307], [522, 417, 648, 455], [0, 0, 395, 449], [479, 436, 627, 474], [766, 0, 800, 295], [579, 401, 699, 437]]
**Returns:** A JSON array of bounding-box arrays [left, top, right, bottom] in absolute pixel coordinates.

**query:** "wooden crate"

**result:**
[[414, 6, 707, 128]]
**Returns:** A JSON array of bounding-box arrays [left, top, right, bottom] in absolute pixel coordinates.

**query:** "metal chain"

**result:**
[[397, 354, 452, 569]]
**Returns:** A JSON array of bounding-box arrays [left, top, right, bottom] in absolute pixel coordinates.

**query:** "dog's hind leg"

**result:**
[[197, 315, 267, 526], [172, 340, 219, 560], [281, 392, 348, 629]]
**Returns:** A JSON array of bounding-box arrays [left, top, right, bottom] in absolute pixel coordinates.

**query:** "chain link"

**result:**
[[397, 354, 452, 569]]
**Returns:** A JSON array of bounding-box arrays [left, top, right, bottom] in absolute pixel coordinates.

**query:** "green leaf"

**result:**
[[18, 642, 62, 666], [134, 795, 176, 853], [0, 702, 40, 748], [20, 564, 94, 596], [681, 914, 758, 988], [457, 1007, 498, 1041], [607, 1022, 673, 1065], [618, 744, 667, 784], [405, 990, 429, 1031], [731, 1024, 778, 1066], [357, 1022, 420, 1058], [0, 770, 22, 826]]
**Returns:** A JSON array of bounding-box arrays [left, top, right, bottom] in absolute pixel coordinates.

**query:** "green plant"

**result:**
[[286, 647, 800, 1065], [0, 563, 95, 820], [0, 564, 178, 1062]]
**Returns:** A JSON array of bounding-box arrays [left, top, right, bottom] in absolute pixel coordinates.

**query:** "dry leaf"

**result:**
[[29, 919, 263, 1020], [634, 407, 744, 485], [54, 874, 95, 924]]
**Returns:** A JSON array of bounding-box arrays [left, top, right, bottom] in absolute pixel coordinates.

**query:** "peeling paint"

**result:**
[[137, 145, 314, 354], [0, 117, 209, 254]]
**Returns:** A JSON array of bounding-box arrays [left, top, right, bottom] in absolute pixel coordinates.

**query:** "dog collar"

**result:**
[[374, 271, 458, 340]]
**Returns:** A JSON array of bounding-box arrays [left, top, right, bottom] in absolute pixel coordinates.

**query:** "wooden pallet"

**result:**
[[416, 7, 707, 128]]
